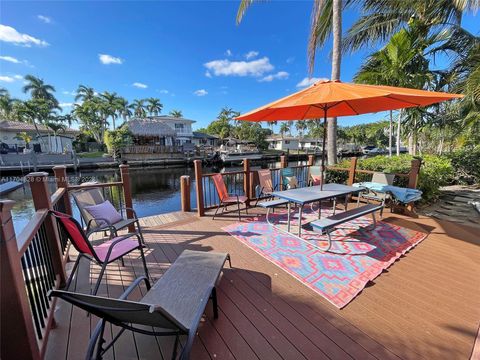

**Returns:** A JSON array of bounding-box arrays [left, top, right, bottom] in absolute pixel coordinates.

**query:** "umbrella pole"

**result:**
[[320, 111, 327, 191]]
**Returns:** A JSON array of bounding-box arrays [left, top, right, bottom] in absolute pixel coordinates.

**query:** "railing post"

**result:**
[[194, 160, 205, 217], [180, 175, 191, 212], [308, 154, 315, 166], [26, 172, 67, 287], [53, 165, 72, 215], [408, 158, 422, 189], [119, 164, 135, 232], [1, 200, 41, 360], [280, 155, 287, 168], [243, 158, 251, 206], [347, 157, 358, 186]]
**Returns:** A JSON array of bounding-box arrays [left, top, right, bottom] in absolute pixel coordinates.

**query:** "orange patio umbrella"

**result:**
[[236, 80, 462, 188]]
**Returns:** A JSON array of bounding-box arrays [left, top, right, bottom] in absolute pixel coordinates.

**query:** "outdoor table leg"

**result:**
[[318, 200, 321, 218], [298, 205, 304, 237], [287, 202, 291, 232]]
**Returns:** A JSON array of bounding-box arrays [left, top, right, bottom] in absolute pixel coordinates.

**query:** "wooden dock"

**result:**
[[45, 208, 480, 360]]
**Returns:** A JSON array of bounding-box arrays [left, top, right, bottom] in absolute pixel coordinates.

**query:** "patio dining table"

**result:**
[[271, 183, 364, 237]]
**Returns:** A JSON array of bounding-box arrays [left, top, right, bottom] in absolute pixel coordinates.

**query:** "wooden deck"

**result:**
[[45, 208, 480, 360]]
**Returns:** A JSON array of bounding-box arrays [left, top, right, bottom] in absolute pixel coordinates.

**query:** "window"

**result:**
[[175, 123, 185, 130], [285, 140, 290, 144]]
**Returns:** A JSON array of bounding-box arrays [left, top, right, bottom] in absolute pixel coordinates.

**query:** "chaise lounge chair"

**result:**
[[49, 250, 231, 360], [51, 210, 150, 295]]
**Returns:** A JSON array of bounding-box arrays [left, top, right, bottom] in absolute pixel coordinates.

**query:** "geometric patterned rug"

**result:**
[[222, 208, 427, 308]]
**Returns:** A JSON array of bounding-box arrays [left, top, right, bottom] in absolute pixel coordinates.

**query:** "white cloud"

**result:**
[[245, 51, 259, 60], [98, 54, 123, 65], [259, 71, 289, 82], [0, 76, 15, 82], [132, 82, 148, 89], [225, 49, 232, 57], [0, 24, 49, 47], [194, 89, 208, 96], [286, 56, 295, 64], [296, 77, 329, 88], [37, 15, 52, 24], [205, 71, 212, 78], [62, 90, 76, 96], [59, 102, 74, 108], [0, 55, 20, 64], [158, 89, 169, 94], [0, 74, 23, 82], [204, 57, 274, 77]]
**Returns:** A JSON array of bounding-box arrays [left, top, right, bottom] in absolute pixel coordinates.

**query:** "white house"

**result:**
[[267, 135, 322, 151], [0, 120, 78, 153]]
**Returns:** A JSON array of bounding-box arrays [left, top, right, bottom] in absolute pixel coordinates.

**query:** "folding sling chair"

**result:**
[[71, 186, 146, 244], [51, 210, 149, 295], [255, 169, 278, 206], [211, 173, 248, 221]]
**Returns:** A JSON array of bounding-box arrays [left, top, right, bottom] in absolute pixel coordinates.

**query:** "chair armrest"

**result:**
[[101, 232, 141, 262], [117, 207, 139, 219], [86, 218, 116, 238], [119, 276, 151, 299]]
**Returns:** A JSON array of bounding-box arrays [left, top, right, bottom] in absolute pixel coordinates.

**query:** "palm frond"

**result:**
[[308, 0, 333, 74]]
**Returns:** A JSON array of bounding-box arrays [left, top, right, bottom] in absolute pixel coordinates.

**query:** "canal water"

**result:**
[[4, 160, 313, 233]]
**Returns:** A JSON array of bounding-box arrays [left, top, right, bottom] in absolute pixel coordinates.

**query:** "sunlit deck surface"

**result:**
[[45, 207, 480, 360]]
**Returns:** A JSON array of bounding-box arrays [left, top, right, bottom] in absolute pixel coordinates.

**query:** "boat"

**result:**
[[0, 180, 24, 195], [219, 139, 263, 164]]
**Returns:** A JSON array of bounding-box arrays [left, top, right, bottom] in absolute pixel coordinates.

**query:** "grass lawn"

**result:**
[[78, 151, 108, 158]]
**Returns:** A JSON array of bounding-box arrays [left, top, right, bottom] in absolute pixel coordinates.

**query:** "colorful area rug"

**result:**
[[223, 208, 427, 308]]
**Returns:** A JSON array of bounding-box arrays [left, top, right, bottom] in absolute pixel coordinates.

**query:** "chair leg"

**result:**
[[64, 254, 88, 290], [93, 263, 108, 295], [212, 202, 222, 220], [171, 335, 180, 360], [138, 237, 151, 289], [245, 203, 248, 214], [211, 287, 219, 319], [136, 220, 147, 247], [227, 254, 232, 268], [237, 201, 241, 221]]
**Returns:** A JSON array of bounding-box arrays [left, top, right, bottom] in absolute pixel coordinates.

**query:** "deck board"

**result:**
[[45, 207, 480, 360]]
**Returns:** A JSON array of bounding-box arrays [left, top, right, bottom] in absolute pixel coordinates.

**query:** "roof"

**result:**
[[133, 115, 196, 124], [193, 132, 219, 139], [0, 120, 79, 134], [266, 135, 321, 142], [126, 118, 176, 137]]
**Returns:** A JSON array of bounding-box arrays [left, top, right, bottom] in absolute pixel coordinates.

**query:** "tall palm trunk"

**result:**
[[396, 110, 402, 156], [328, 0, 341, 165], [389, 110, 393, 157]]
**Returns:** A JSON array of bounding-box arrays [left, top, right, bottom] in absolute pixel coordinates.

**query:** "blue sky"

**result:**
[[1, 1, 478, 132]]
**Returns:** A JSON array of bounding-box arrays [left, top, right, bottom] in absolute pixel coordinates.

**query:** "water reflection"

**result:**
[[3, 160, 307, 233]]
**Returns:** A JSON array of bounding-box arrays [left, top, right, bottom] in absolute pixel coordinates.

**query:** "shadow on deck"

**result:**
[[45, 208, 480, 360]]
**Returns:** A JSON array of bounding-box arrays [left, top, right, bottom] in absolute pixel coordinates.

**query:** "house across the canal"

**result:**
[[0, 120, 79, 153]]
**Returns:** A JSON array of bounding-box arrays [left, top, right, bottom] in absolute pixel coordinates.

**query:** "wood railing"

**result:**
[[0, 165, 135, 360], [122, 145, 182, 154], [181, 155, 422, 216]]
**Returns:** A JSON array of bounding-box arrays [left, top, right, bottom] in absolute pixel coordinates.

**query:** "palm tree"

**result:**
[[75, 85, 95, 102], [146, 98, 163, 116], [355, 27, 433, 155], [46, 121, 66, 152], [101, 91, 122, 129], [14, 132, 33, 149], [117, 97, 132, 125], [296, 120, 307, 138], [343, 0, 480, 54], [22, 75, 58, 104], [237, 0, 343, 164], [0, 90, 19, 120], [131, 99, 147, 118], [169, 109, 183, 118], [279, 123, 290, 138]]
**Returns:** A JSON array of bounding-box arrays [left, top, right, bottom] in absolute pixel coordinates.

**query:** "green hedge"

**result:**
[[327, 154, 455, 203], [447, 147, 480, 185]]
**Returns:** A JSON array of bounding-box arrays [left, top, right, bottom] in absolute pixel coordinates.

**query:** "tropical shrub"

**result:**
[[447, 147, 480, 185], [104, 127, 132, 160], [327, 154, 456, 203]]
